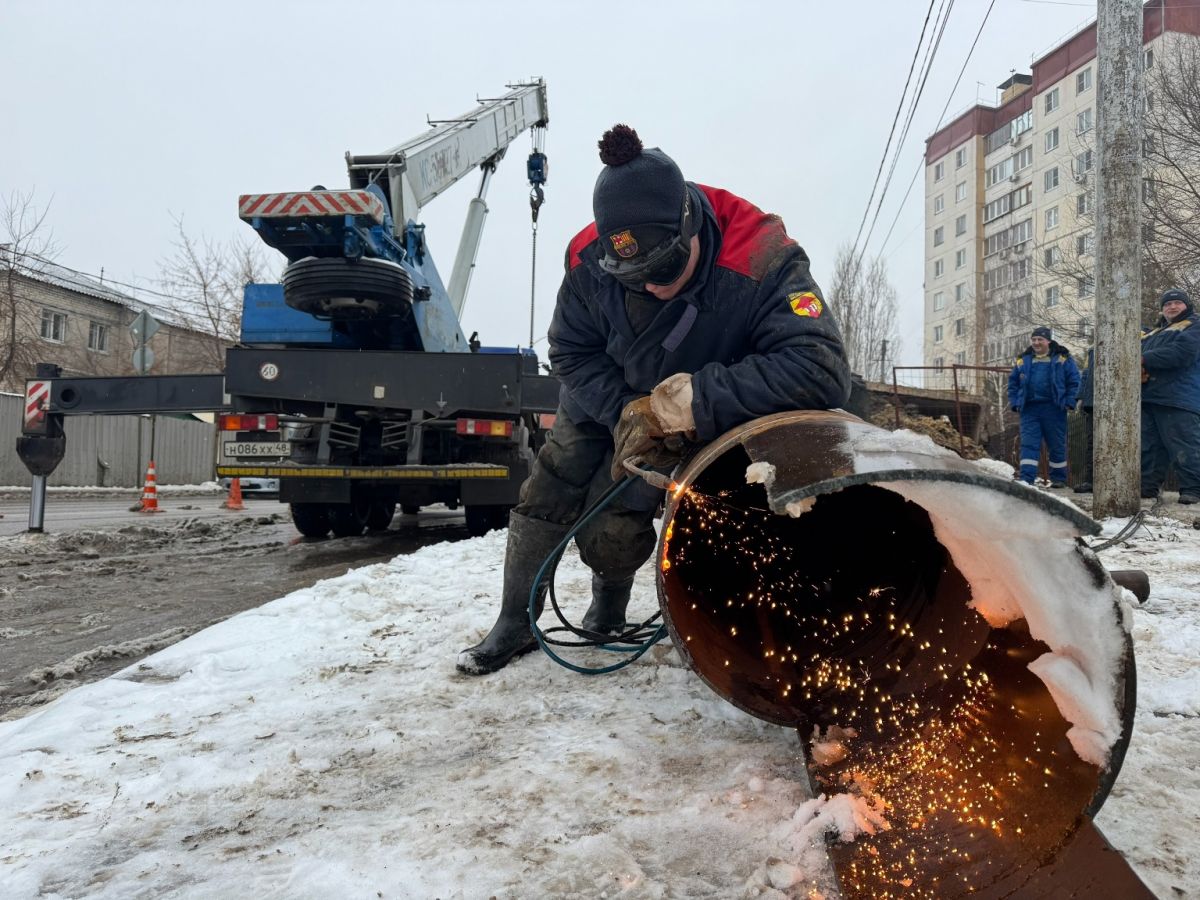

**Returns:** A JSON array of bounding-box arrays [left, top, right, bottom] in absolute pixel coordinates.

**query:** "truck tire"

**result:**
[[365, 500, 396, 531], [465, 504, 510, 537], [291, 503, 331, 538], [400, 503, 420, 516], [282, 257, 414, 318], [328, 499, 369, 537]]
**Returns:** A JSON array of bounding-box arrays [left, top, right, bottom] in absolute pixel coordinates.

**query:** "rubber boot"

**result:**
[[456, 512, 570, 675], [581, 573, 634, 637]]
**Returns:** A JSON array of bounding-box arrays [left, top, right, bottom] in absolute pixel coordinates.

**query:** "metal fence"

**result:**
[[1, 393, 216, 487]]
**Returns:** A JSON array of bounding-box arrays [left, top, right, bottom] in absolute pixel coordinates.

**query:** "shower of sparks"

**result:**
[[661, 487, 1096, 900]]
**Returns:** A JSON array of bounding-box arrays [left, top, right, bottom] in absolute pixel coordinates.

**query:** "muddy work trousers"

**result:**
[[515, 406, 662, 587], [1141, 403, 1200, 497]]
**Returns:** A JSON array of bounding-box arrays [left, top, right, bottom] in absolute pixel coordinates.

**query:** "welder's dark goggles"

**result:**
[[599, 233, 692, 290], [598, 194, 696, 291]]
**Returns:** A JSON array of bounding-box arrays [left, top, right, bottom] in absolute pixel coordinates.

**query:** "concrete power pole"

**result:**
[[1093, 0, 1143, 517]]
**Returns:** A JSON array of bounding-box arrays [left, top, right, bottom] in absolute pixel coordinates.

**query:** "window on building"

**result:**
[[1046, 285, 1060, 307], [933, 226, 944, 246], [951, 351, 964, 366], [985, 229, 1011, 257], [933, 356, 945, 372], [1013, 109, 1033, 137], [956, 181, 967, 203], [1075, 149, 1094, 175], [956, 283, 967, 302], [1076, 231, 1094, 256], [934, 291, 946, 311], [1078, 276, 1095, 297], [955, 318, 966, 337], [1012, 184, 1033, 210], [1045, 87, 1060, 114], [1012, 217, 1033, 245], [1013, 293, 1033, 317], [1044, 245, 1061, 267], [39, 310, 67, 343], [955, 248, 967, 269], [87, 321, 109, 352], [1045, 206, 1059, 231], [1079, 317, 1094, 340], [955, 214, 967, 237], [1077, 191, 1091, 216], [1143, 178, 1157, 202], [1044, 166, 1060, 192], [934, 194, 945, 214], [1076, 108, 1093, 135], [1045, 127, 1059, 154], [956, 147, 968, 169], [984, 194, 1011, 223], [934, 325, 944, 343], [934, 161, 945, 182], [984, 263, 1011, 292], [986, 157, 1014, 187], [934, 259, 945, 277], [1145, 48, 1154, 70], [1014, 146, 1033, 172], [1076, 67, 1093, 94], [1145, 90, 1155, 112], [1012, 257, 1033, 282]]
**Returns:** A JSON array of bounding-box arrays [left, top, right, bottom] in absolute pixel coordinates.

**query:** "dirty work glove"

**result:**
[[611, 398, 694, 481], [611, 374, 698, 481]]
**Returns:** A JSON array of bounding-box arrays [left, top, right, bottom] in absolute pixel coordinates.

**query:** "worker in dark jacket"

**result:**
[[1141, 288, 1200, 503], [1073, 346, 1095, 493], [458, 124, 851, 675], [1008, 326, 1080, 487]]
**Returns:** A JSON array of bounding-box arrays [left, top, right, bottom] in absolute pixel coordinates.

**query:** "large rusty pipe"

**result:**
[[656, 410, 1151, 899]]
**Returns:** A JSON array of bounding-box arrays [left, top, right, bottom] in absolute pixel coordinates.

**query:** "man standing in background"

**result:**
[[1008, 326, 1080, 488]]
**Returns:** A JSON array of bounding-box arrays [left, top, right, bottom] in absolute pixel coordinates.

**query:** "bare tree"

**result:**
[[0, 190, 61, 389], [158, 216, 279, 370], [827, 243, 900, 380]]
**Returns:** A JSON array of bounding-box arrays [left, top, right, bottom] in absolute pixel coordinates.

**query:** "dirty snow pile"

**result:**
[[0, 531, 839, 899], [0, 506, 1198, 898]]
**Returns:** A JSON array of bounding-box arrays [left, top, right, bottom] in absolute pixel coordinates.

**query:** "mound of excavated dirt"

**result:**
[[870, 409, 989, 460]]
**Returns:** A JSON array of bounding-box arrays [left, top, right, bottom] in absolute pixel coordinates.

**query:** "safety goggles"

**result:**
[[598, 195, 695, 291]]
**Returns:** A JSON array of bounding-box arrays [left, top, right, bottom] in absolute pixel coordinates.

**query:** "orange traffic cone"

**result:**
[[139, 461, 162, 513], [222, 477, 245, 511]]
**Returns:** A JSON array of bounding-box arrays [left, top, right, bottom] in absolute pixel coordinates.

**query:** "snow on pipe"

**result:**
[[656, 410, 1153, 899]]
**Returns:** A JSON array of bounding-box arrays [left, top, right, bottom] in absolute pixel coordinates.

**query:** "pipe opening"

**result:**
[[659, 442, 1112, 898]]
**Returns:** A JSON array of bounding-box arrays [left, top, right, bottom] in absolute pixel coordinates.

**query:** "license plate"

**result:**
[[223, 440, 291, 458]]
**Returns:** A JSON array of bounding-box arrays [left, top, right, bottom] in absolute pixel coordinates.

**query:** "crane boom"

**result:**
[[345, 79, 549, 232]]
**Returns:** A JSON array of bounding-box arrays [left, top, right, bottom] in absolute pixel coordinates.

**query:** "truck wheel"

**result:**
[[400, 504, 420, 516], [291, 503, 331, 538], [328, 500, 369, 537], [282, 257, 414, 318], [465, 504, 511, 537], [365, 500, 396, 531]]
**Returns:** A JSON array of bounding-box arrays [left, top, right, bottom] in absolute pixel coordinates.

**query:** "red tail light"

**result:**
[[219, 414, 279, 431], [456, 418, 514, 437]]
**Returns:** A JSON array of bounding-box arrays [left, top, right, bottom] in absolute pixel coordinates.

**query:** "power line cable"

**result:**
[[848, 0, 941, 266], [878, 0, 1000, 259], [856, 0, 956, 270]]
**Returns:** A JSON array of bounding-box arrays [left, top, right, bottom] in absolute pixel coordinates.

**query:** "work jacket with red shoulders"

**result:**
[[547, 184, 850, 441]]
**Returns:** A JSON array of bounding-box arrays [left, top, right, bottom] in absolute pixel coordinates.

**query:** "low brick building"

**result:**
[[0, 247, 227, 393]]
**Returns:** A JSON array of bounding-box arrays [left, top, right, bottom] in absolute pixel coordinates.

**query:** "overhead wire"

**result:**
[[855, 0, 957, 271], [847, 0, 941, 267], [878, 0, 1001, 260]]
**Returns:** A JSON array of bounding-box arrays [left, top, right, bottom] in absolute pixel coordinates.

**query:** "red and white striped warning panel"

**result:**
[[238, 191, 385, 224], [23, 380, 50, 433]]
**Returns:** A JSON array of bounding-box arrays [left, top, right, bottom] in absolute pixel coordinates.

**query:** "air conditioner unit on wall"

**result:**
[[1009, 173, 1020, 183], [1073, 172, 1088, 184], [1014, 242, 1027, 253]]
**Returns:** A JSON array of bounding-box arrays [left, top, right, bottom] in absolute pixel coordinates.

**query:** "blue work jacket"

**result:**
[[1007, 342, 1081, 412], [1142, 311, 1200, 414]]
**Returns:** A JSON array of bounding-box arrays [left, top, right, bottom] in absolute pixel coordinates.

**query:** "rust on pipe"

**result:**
[[656, 410, 1152, 899]]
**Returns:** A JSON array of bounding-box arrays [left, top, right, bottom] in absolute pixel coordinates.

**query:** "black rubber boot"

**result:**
[[456, 512, 570, 675], [1073, 481, 1093, 494], [581, 573, 634, 636]]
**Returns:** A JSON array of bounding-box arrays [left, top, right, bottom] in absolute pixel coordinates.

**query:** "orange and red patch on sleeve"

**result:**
[[788, 291, 823, 318]]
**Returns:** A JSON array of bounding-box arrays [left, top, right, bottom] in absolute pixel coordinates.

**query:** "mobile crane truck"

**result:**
[[18, 81, 559, 539]]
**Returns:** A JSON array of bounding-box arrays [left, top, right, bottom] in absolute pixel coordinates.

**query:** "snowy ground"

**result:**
[[0, 509, 1197, 898]]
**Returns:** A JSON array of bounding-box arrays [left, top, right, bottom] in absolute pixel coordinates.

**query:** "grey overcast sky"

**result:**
[[1, 0, 1095, 367]]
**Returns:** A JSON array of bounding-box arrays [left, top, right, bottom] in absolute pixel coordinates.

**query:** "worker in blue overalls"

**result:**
[[1008, 326, 1081, 487]]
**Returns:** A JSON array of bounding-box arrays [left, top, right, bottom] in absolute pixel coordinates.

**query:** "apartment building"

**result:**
[[923, 0, 1200, 372]]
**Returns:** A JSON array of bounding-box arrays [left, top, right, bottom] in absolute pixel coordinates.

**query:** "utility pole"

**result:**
[[1093, 0, 1143, 517]]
